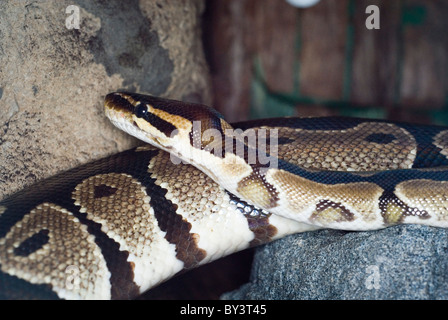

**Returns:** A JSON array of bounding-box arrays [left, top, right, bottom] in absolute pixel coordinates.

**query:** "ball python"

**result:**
[[1, 92, 448, 299]]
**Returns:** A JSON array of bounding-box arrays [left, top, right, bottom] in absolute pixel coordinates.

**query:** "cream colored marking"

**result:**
[[0, 203, 111, 299], [133, 116, 173, 145], [0, 205, 6, 216], [238, 174, 275, 209], [260, 122, 417, 171], [311, 204, 351, 224], [148, 106, 192, 132], [149, 151, 254, 263], [135, 145, 156, 152], [220, 152, 254, 177], [434, 130, 448, 158], [220, 118, 234, 132], [383, 202, 406, 225], [266, 169, 385, 230], [72, 173, 184, 293], [395, 179, 448, 225]]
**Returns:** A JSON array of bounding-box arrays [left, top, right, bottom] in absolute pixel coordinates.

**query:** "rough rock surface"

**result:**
[[0, 0, 211, 200], [222, 225, 448, 299]]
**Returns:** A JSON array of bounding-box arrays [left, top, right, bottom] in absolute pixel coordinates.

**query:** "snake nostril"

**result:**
[[14, 229, 50, 257]]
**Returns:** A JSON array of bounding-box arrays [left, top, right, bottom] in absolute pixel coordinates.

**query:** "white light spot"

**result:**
[[285, 0, 320, 8]]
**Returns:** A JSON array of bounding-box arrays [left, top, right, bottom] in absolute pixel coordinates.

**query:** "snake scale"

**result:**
[[1, 92, 448, 299]]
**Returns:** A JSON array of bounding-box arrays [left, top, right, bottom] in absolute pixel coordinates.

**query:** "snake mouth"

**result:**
[[104, 93, 149, 142], [104, 93, 176, 149]]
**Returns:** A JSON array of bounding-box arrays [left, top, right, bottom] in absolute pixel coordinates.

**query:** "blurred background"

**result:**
[[203, 0, 447, 124]]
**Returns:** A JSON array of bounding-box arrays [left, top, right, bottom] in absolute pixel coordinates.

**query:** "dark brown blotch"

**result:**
[[13, 229, 50, 257], [94, 184, 118, 198], [247, 216, 278, 247], [151, 195, 206, 269], [228, 193, 278, 247]]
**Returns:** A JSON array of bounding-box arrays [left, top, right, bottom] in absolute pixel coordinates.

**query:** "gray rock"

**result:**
[[222, 225, 448, 299]]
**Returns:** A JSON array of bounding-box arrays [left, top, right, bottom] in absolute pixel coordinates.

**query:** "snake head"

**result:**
[[104, 92, 233, 153]]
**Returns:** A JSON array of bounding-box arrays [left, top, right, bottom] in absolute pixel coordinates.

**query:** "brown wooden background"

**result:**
[[203, 0, 448, 124]]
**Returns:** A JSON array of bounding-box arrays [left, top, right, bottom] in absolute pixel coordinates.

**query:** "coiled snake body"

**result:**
[[1, 92, 448, 299]]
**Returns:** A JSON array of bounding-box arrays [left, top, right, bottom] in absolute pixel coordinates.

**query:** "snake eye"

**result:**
[[135, 104, 148, 118]]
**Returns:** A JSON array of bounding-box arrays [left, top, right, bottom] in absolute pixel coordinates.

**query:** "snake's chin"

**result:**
[[108, 116, 148, 143]]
